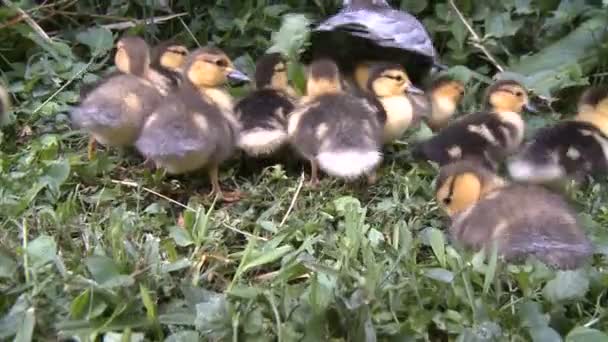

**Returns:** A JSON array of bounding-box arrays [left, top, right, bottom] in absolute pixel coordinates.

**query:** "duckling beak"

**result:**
[[524, 102, 538, 113], [227, 68, 250, 83], [406, 85, 425, 95]]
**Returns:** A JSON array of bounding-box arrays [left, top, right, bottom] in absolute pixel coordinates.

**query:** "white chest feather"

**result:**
[[495, 111, 525, 149], [201, 88, 240, 131], [381, 96, 413, 142]]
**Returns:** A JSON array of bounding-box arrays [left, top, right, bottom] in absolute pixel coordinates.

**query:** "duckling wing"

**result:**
[[412, 112, 511, 168], [452, 185, 593, 269], [71, 74, 161, 130], [136, 88, 237, 171], [235, 89, 295, 156], [509, 121, 608, 183]]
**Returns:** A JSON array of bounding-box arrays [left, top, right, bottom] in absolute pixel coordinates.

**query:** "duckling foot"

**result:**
[[208, 165, 243, 202], [307, 160, 320, 188], [87, 136, 97, 161]]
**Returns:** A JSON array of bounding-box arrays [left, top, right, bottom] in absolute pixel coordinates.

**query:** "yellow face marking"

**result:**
[[115, 45, 130, 74], [160, 46, 188, 71], [436, 172, 482, 217], [371, 70, 411, 98], [489, 85, 529, 113], [270, 62, 289, 90], [306, 77, 342, 97], [354, 63, 370, 92], [187, 53, 234, 88]]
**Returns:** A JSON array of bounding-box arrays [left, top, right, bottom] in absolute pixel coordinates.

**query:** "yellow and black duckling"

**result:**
[[413, 80, 536, 169], [135, 47, 249, 201], [288, 58, 383, 185], [424, 78, 466, 132], [508, 87, 608, 184], [0, 84, 10, 125], [234, 53, 296, 157], [71, 36, 164, 160], [364, 63, 424, 143], [436, 159, 593, 270]]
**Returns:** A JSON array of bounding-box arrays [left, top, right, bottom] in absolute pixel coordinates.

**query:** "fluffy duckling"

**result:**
[[135, 47, 249, 201], [71, 36, 164, 160], [364, 63, 424, 143], [424, 78, 466, 132], [508, 87, 608, 184], [234, 53, 296, 157], [288, 58, 383, 185], [436, 159, 593, 269], [0, 84, 10, 125], [413, 80, 536, 169]]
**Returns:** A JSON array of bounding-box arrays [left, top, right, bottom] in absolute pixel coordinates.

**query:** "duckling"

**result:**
[[79, 41, 188, 100], [508, 87, 608, 184], [287, 58, 383, 185], [413, 80, 536, 169], [424, 78, 466, 132], [135, 47, 249, 201], [308, 0, 441, 85], [436, 159, 593, 270], [234, 53, 296, 157], [71, 36, 164, 160], [0, 84, 10, 125], [364, 63, 424, 143]]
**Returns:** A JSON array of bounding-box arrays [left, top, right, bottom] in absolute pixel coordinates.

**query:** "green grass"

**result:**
[[1, 0, 608, 341]]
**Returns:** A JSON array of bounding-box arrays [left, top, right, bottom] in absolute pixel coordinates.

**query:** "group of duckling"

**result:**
[[70, 33, 605, 270]]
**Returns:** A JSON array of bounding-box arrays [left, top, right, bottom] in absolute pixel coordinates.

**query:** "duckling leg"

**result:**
[[87, 136, 97, 161], [308, 159, 320, 187], [208, 164, 242, 202], [366, 170, 378, 185]]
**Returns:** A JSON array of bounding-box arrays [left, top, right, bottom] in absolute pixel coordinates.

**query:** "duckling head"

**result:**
[[185, 47, 250, 88], [306, 58, 343, 97], [485, 80, 535, 114], [152, 42, 189, 72], [254, 53, 289, 90], [431, 78, 465, 109], [367, 63, 424, 98], [577, 87, 608, 116], [436, 159, 507, 217], [115, 36, 151, 77]]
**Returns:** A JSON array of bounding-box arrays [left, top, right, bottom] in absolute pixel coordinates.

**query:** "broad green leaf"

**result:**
[[485, 13, 523, 38], [543, 270, 590, 303], [428, 228, 447, 268], [566, 327, 608, 342], [76, 27, 114, 56], [241, 245, 294, 273], [267, 14, 312, 59], [169, 226, 194, 247], [85, 255, 133, 288], [0, 251, 17, 279], [26, 235, 56, 268], [400, 0, 428, 13], [194, 291, 230, 338], [140, 284, 157, 322]]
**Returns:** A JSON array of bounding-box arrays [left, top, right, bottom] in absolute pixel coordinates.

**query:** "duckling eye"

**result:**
[[442, 197, 452, 205], [515, 91, 523, 97], [393, 75, 403, 82], [168, 48, 187, 56], [215, 59, 228, 67]]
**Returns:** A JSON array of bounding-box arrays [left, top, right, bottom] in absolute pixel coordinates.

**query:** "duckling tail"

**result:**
[[317, 149, 382, 179], [507, 151, 565, 183], [238, 128, 288, 156]]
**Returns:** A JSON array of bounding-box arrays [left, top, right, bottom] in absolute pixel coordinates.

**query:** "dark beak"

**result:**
[[227, 69, 250, 86], [406, 85, 425, 95], [524, 102, 538, 113]]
